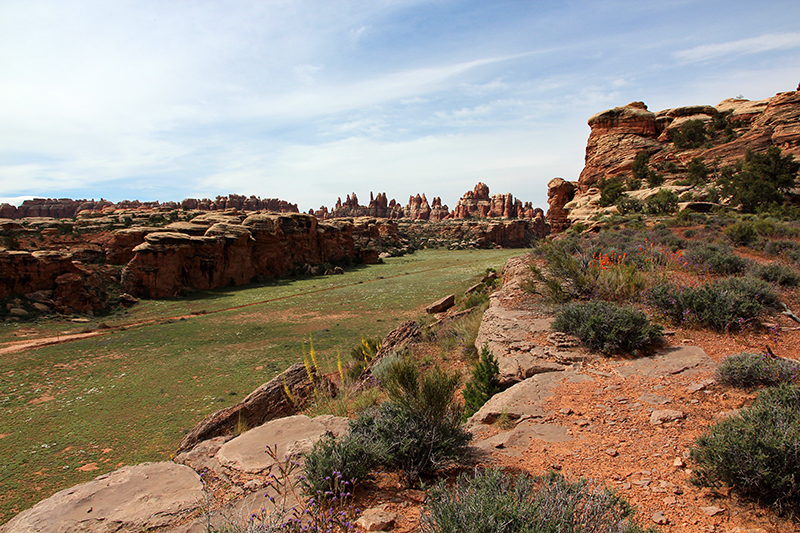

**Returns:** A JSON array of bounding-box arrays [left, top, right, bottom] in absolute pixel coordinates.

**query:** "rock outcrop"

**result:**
[[177, 363, 334, 454], [551, 86, 800, 232], [121, 213, 398, 298]]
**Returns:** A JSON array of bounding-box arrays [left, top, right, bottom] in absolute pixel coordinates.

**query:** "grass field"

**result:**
[[0, 248, 523, 524]]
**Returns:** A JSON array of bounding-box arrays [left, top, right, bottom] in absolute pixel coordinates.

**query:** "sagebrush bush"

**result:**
[[684, 243, 750, 274], [301, 431, 377, 497], [646, 277, 780, 331], [350, 358, 471, 484], [421, 468, 655, 533], [724, 221, 759, 246], [716, 352, 800, 389], [690, 384, 800, 515], [462, 345, 501, 419], [645, 189, 678, 214], [751, 262, 800, 286], [552, 300, 663, 355]]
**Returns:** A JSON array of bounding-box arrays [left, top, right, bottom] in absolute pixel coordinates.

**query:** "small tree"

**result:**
[[462, 345, 501, 419], [686, 157, 710, 185], [719, 147, 800, 213], [671, 119, 708, 148]]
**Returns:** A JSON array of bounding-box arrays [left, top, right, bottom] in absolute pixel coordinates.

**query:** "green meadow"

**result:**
[[0, 248, 523, 523]]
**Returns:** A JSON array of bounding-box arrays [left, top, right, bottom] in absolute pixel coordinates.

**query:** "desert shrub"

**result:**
[[350, 358, 471, 483], [552, 300, 663, 355], [686, 157, 710, 185], [301, 431, 378, 497], [625, 177, 642, 191], [615, 195, 644, 214], [420, 468, 655, 533], [646, 277, 780, 331], [684, 243, 750, 274], [462, 345, 501, 419], [763, 240, 800, 258], [645, 189, 678, 214], [724, 221, 758, 246], [716, 352, 800, 389], [690, 384, 800, 515], [670, 119, 708, 149], [751, 262, 800, 286]]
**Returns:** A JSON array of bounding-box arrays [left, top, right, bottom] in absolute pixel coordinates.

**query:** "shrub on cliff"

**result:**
[[670, 119, 708, 149], [552, 300, 663, 355], [690, 384, 800, 515], [462, 345, 501, 419], [645, 189, 678, 214]]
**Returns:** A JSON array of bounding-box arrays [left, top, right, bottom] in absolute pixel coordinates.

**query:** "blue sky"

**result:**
[[1, 1, 798, 212]]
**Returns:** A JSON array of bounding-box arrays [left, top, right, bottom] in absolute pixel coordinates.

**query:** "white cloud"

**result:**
[[675, 32, 800, 63]]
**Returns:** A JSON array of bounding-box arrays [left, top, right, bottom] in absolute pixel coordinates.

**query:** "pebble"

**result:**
[[605, 448, 618, 457], [701, 506, 725, 516], [652, 511, 669, 525]]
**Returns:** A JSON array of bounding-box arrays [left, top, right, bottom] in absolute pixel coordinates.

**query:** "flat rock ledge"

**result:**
[[0, 462, 202, 533]]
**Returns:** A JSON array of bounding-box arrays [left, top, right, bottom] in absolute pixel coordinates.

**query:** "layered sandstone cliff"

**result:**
[[549, 87, 800, 231]]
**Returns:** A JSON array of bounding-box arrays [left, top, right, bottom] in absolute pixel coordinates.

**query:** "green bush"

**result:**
[[646, 277, 780, 332], [718, 147, 800, 213], [716, 352, 800, 389], [301, 431, 378, 497], [685, 243, 750, 274], [690, 384, 800, 515], [350, 358, 471, 483], [421, 468, 655, 533], [724, 221, 758, 246], [598, 177, 625, 208], [686, 157, 710, 185], [670, 119, 708, 149], [645, 189, 678, 214], [462, 345, 501, 419], [552, 300, 663, 355], [751, 262, 800, 286], [615, 196, 644, 215]]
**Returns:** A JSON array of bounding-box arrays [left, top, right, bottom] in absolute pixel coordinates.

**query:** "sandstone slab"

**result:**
[[216, 415, 349, 474], [0, 462, 202, 533], [612, 346, 714, 379]]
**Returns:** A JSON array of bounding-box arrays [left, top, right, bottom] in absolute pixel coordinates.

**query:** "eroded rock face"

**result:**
[[121, 213, 396, 298], [546, 178, 577, 234], [578, 101, 662, 192]]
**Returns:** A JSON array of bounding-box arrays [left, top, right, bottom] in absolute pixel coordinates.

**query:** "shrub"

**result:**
[[552, 300, 663, 355], [420, 468, 655, 533], [686, 157, 710, 185], [346, 337, 382, 380], [462, 290, 489, 310], [670, 119, 708, 149], [690, 384, 800, 515], [301, 431, 378, 497], [684, 243, 750, 274], [645, 189, 678, 214], [724, 221, 758, 246], [716, 352, 800, 389], [615, 196, 644, 215], [462, 345, 502, 419], [597, 177, 625, 207], [718, 147, 800, 213], [646, 277, 780, 332], [751, 262, 800, 286], [350, 358, 471, 483]]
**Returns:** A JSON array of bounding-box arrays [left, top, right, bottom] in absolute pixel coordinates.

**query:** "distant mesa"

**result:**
[[0, 194, 299, 220]]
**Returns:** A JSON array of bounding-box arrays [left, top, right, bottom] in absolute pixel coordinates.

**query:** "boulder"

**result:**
[[176, 363, 335, 454], [426, 294, 455, 314]]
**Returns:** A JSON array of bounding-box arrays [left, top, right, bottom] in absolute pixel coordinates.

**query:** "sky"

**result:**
[[1, 1, 799, 213]]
